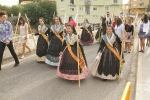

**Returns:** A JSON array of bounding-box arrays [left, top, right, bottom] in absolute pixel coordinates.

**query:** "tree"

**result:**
[[146, 4, 150, 12], [22, 0, 56, 26], [10, 5, 22, 16], [0, 5, 11, 16]]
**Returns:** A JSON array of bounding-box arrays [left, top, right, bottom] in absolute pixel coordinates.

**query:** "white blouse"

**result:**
[[115, 24, 124, 38]]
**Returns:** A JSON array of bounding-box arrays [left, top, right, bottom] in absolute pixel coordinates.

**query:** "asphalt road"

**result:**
[[0, 42, 135, 100]]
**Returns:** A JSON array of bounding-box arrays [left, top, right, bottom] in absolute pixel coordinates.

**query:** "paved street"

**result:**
[[0, 41, 136, 100]]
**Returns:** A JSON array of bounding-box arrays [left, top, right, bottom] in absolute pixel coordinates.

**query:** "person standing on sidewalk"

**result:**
[[124, 18, 134, 53], [138, 14, 149, 53], [18, 16, 32, 59], [0, 12, 19, 71]]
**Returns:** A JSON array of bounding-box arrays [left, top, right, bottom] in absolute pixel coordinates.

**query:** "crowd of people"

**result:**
[[0, 11, 150, 82]]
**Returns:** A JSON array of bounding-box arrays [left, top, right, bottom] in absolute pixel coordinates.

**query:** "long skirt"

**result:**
[[57, 47, 88, 80], [45, 36, 62, 66], [96, 47, 120, 80], [80, 31, 94, 45], [36, 35, 48, 62]]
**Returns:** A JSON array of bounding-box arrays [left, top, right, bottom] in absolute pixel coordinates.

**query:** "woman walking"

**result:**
[[67, 16, 77, 34], [91, 25, 124, 81], [45, 16, 64, 66], [80, 18, 94, 45], [35, 17, 50, 63], [95, 16, 104, 43], [124, 18, 134, 53], [18, 16, 31, 59], [57, 24, 88, 80]]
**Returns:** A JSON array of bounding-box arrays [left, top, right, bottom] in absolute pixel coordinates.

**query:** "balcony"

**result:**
[[84, 0, 91, 5]]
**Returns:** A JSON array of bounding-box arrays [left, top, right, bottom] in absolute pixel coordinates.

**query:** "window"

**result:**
[[70, 0, 74, 4], [139, 3, 144, 6], [85, 0, 91, 5], [79, 6, 84, 11], [105, 6, 109, 11], [85, 7, 90, 14], [93, 15, 98, 18], [70, 7, 75, 11], [61, 0, 64, 1], [93, 6, 98, 11], [60, 6, 65, 11], [113, 0, 118, 3]]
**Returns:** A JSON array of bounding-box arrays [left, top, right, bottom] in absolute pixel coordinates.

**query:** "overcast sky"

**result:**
[[0, 0, 129, 6]]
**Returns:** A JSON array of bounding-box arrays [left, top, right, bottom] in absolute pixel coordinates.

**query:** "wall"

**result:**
[[3, 35, 38, 60]]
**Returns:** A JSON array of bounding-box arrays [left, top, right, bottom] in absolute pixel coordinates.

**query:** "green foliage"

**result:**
[[147, 4, 150, 12], [0, 0, 56, 27], [10, 5, 22, 16], [0, 5, 11, 16], [22, 0, 56, 26]]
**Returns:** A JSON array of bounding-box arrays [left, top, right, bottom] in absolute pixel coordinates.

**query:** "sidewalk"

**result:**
[[135, 44, 150, 100]]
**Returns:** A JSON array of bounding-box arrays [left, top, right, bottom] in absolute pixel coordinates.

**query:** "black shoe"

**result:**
[[102, 79, 107, 81], [128, 52, 130, 53], [13, 62, 19, 67]]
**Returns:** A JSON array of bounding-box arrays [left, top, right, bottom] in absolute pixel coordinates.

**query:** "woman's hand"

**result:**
[[47, 41, 50, 45], [145, 34, 148, 36], [59, 52, 63, 56], [76, 39, 80, 42], [5, 40, 10, 45], [98, 52, 102, 56], [24, 36, 27, 40]]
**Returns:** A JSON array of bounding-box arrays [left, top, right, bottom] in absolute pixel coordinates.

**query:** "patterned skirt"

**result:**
[[125, 32, 132, 42], [57, 47, 88, 80]]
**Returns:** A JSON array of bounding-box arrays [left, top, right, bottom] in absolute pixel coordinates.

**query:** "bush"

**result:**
[[10, 5, 22, 16]]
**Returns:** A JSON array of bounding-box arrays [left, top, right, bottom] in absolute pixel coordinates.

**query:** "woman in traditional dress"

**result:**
[[95, 16, 103, 43], [124, 18, 134, 53], [57, 24, 88, 80], [45, 16, 64, 66], [92, 25, 124, 81], [35, 17, 50, 63], [80, 18, 94, 45], [18, 16, 31, 59], [138, 14, 149, 53]]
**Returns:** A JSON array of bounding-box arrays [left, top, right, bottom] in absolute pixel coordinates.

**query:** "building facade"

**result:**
[[56, 0, 122, 24], [128, 0, 149, 15]]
